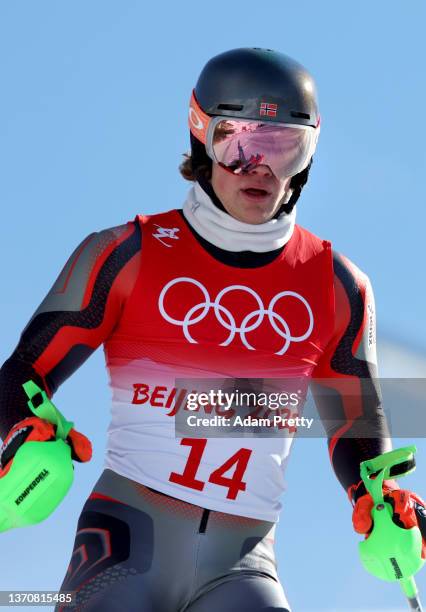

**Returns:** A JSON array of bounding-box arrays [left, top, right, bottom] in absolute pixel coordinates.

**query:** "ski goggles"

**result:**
[[189, 91, 320, 179]]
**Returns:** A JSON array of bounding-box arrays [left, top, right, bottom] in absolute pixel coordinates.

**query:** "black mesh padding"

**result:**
[[0, 357, 45, 439]]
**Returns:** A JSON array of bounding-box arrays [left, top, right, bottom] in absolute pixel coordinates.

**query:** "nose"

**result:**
[[248, 164, 273, 178]]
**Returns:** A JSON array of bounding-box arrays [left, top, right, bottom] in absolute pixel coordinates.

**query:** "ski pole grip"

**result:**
[[358, 445, 425, 604]]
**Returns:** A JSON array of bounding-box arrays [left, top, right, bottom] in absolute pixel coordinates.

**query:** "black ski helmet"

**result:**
[[194, 47, 319, 128], [188, 47, 320, 213]]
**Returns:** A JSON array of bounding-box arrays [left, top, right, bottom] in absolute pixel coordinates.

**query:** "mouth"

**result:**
[[240, 187, 271, 201]]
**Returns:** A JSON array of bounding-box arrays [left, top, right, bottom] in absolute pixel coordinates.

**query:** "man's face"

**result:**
[[210, 163, 292, 225]]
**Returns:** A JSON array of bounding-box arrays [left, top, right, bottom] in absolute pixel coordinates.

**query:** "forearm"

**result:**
[[312, 376, 391, 493]]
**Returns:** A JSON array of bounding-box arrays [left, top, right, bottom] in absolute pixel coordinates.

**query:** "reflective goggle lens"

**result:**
[[210, 119, 317, 178]]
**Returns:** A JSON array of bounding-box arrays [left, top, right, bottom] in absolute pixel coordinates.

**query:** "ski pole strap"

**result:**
[[22, 380, 74, 440], [388, 457, 416, 478], [360, 446, 417, 505], [349, 448, 416, 505]]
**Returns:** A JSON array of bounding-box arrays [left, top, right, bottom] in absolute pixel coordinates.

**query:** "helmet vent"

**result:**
[[291, 111, 310, 120], [217, 103, 244, 111]]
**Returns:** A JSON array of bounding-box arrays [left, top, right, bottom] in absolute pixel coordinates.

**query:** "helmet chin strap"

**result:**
[[197, 174, 228, 214], [272, 188, 294, 219], [283, 188, 294, 204]]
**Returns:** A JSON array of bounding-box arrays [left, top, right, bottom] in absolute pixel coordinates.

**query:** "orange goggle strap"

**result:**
[[188, 90, 213, 145]]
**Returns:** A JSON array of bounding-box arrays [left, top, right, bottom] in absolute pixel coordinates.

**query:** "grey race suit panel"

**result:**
[[56, 469, 290, 612]]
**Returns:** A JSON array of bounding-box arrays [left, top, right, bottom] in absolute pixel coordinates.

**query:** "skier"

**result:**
[[1, 47, 425, 611]]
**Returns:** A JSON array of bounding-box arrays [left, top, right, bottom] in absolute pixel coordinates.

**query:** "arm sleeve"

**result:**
[[0, 220, 142, 439], [311, 251, 392, 502]]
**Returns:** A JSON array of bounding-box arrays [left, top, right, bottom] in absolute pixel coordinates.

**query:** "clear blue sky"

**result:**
[[1, 2, 426, 610]]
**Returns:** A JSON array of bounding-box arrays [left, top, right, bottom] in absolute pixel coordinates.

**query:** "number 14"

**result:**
[[169, 438, 252, 500]]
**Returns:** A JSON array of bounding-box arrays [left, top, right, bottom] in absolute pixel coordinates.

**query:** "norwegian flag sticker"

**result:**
[[260, 102, 278, 117]]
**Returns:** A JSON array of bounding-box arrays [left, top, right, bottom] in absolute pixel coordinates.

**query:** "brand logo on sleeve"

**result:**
[[367, 303, 375, 347]]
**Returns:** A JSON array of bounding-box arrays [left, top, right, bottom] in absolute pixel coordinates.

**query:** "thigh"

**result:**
[[55, 494, 157, 612], [186, 573, 291, 612]]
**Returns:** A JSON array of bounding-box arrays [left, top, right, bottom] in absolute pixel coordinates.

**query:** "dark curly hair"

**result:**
[[179, 133, 313, 214]]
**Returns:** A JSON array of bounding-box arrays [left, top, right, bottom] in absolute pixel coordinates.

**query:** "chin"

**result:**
[[241, 211, 272, 225], [244, 205, 276, 224]]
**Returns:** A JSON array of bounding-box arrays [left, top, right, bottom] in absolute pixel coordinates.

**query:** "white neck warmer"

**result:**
[[182, 182, 296, 253]]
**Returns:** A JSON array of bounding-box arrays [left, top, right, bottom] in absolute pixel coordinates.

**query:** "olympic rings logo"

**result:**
[[158, 277, 314, 356]]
